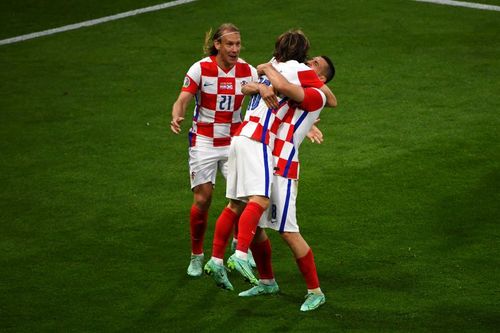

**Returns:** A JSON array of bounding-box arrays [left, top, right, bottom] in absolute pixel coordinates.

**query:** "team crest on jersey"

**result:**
[[183, 77, 190, 88], [219, 82, 233, 90]]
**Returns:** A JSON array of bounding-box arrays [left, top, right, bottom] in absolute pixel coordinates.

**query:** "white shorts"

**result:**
[[188, 146, 229, 189], [225, 136, 273, 201], [259, 175, 299, 232]]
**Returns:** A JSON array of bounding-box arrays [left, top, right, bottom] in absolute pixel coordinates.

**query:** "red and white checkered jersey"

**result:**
[[234, 59, 323, 147], [181, 56, 258, 148], [273, 87, 326, 180]]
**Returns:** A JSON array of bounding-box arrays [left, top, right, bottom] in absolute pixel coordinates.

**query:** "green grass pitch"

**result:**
[[1, 0, 499, 331]]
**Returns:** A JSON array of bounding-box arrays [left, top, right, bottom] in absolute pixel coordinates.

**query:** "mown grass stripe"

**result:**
[[413, 0, 500, 11], [0, 0, 198, 46]]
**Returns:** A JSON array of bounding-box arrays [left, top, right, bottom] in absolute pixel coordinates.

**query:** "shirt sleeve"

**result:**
[[181, 62, 201, 94], [250, 64, 258, 82], [297, 69, 324, 89], [299, 87, 326, 112]]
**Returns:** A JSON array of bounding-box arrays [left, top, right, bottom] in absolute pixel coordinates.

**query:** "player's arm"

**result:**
[[320, 85, 337, 108], [258, 63, 338, 108], [257, 63, 305, 102], [171, 91, 194, 134], [241, 82, 279, 109]]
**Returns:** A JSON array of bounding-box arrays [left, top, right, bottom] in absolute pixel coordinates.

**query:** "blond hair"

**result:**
[[203, 23, 240, 56]]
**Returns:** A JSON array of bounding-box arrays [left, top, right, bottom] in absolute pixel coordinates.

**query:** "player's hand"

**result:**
[[259, 84, 279, 109], [241, 82, 259, 95], [170, 117, 184, 134], [256, 63, 272, 76], [307, 124, 323, 144]]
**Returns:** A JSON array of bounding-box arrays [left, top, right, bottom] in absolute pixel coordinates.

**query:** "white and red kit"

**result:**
[[181, 56, 257, 188], [235, 59, 324, 147], [226, 59, 323, 200], [260, 87, 327, 232]]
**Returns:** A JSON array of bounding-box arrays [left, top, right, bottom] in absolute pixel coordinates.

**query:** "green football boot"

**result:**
[[227, 253, 258, 285], [239, 281, 280, 297], [186, 254, 204, 277], [231, 240, 256, 268], [300, 292, 326, 311], [247, 249, 257, 268], [231, 239, 257, 268], [203, 259, 233, 291]]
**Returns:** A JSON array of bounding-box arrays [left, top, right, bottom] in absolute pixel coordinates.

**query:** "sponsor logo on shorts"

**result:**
[[191, 171, 196, 180]]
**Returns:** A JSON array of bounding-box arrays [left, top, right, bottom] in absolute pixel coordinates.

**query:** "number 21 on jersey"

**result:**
[[218, 95, 233, 111]]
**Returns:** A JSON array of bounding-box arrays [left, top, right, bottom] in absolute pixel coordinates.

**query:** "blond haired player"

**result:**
[[171, 23, 259, 277]]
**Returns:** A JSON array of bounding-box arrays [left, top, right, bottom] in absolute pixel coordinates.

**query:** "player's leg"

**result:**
[[219, 153, 256, 268], [234, 195, 270, 258], [186, 183, 212, 277], [239, 227, 279, 296], [225, 136, 272, 284], [191, 183, 212, 249], [211, 199, 245, 262], [281, 232, 324, 311], [231, 136, 272, 260], [272, 176, 325, 310], [280, 232, 321, 291], [229, 196, 269, 284], [186, 147, 220, 276], [239, 175, 284, 296], [204, 142, 243, 289], [204, 199, 245, 290]]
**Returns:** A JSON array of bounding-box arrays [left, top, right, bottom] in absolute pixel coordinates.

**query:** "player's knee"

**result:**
[[227, 199, 245, 215], [280, 232, 294, 242], [280, 231, 302, 243], [250, 196, 269, 210], [193, 189, 212, 210], [194, 197, 211, 210], [260, 200, 270, 211], [254, 227, 268, 243]]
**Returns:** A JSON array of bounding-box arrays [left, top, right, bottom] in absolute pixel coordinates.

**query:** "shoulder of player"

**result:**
[[196, 56, 215, 65], [282, 59, 308, 70], [186, 56, 213, 70], [236, 58, 256, 70], [236, 57, 249, 64], [278, 60, 312, 76]]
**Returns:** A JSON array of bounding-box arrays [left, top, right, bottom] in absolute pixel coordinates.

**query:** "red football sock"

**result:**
[[296, 248, 320, 290], [250, 238, 274, 280], [190, 204, 208, 255], [212, 207, 238, 259], [236, 202, 265, 253]]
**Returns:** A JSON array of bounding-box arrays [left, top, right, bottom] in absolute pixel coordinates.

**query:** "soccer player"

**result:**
[[238, 58, 336, 312], [204, 29, 332, 290], [171, 23, 261, 277]]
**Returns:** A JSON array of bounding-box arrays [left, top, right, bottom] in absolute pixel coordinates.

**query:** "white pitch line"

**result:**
[[413, 0, 500, 11], [0, 0, 198, 46]]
